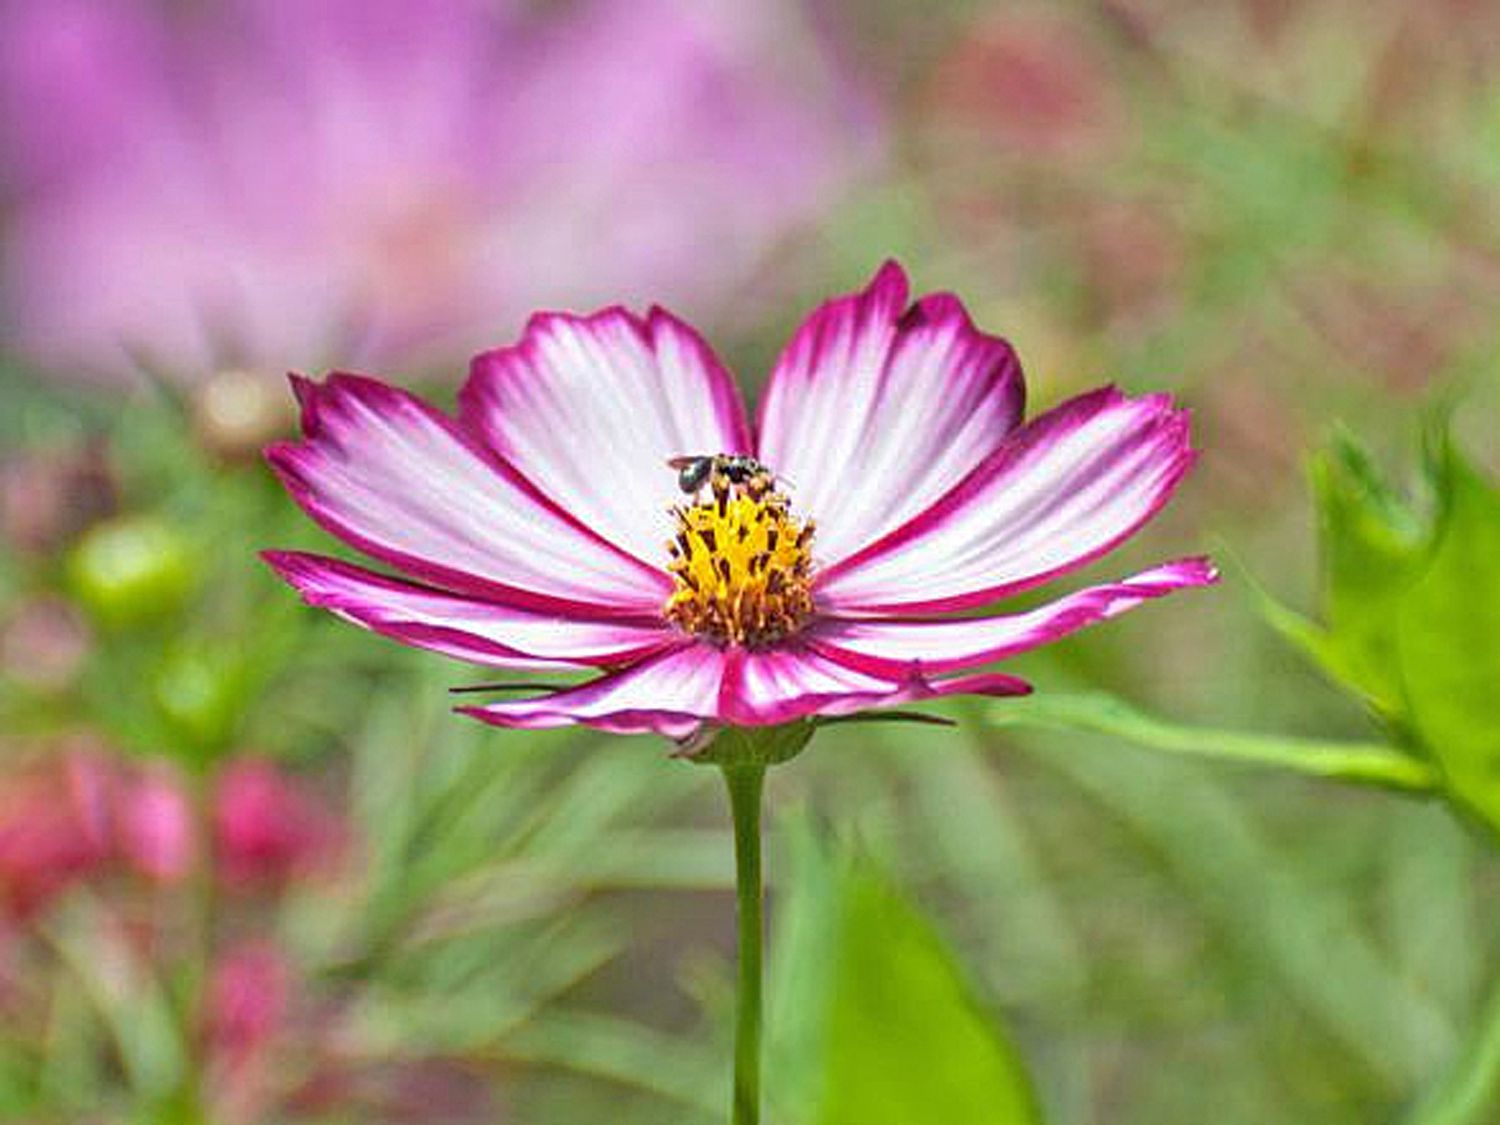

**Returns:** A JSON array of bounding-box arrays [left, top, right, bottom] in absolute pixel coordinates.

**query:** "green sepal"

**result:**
[[689, 721, 815, 769]]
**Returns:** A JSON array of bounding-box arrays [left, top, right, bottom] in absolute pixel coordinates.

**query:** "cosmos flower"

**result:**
[[264, 263, 1215, 746], [0, 0, 874, 385]]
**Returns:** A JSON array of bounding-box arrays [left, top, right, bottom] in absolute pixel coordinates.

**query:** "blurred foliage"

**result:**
[[0, 374, 739, 1121], [982, 426, 1500, 1121], [977, 425, 1500, 838]]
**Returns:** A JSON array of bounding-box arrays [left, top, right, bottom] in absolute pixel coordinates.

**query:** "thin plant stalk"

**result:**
[[722, 763, 766, 1125]]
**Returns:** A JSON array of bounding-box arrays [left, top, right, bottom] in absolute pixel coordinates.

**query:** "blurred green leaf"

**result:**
[[994, 725, 1458, 1093], [1382, 808, 1481, 1029], [1395, 443, 1500, 832], [770, 827, 1040, 1125], [1404, 972, 1500, 1125], [902, 743, 1088, 1009], [40, 900, 187, 1103], [982, 692, 1435, 792], [506, 1010, 722, 1116]]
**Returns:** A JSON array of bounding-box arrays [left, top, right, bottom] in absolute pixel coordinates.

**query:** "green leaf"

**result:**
[[1253, 432, 1436, 717], [982, 693, 1435, 792], [1252, 434, 1430, 719], [815, 869, 1041, 1125], [1244, 426, 1500, 829], [770, 828, 1040, 1125], [1310, 433, 1430, 714], [1395, 443, 1500, 832]]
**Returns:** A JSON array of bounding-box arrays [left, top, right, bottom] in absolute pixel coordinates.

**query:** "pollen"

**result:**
[[663, 476, 815, 649]]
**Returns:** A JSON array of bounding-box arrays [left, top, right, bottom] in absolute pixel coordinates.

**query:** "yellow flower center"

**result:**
[[664, 474, 815, 649]]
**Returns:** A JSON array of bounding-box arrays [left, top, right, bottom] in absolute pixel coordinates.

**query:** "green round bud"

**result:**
[[152, 643, 244, 759], [67, 515, 196, 629]]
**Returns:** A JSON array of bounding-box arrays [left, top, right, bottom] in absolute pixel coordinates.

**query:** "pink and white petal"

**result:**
[[816, 387, 1196, 614], [461, 307, 752, 566], [755, 261, 1024, 566], [457, 643, 723, 739], [810, 557, 1218, 677], [264, 551, 676, 669], [267, 373, 670, 614], [718, 646, 1030, 727]]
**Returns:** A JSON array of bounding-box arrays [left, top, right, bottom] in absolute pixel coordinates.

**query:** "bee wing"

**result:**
[[666, 455, 704, 469]]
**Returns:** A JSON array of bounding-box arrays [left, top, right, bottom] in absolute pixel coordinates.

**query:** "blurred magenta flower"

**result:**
[[205, 939, 288, 1065], [0, 0, 874, 385], [116, 763, 194, 883], [204, 938, 290, 1125], [0, 749, 113, 919], [213, 758, 338, 888], [265, 262, 1214, 746]]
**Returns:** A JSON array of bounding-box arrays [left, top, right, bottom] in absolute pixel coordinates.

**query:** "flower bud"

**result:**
[[116, 764, 194, 883], [213, 758, 339, 888], [0, 746, 113, 920], [192, 369, 297, 462], [152, 644, 243, 758], [204, 940, 288, 1068], [67, 515, 195, 629]]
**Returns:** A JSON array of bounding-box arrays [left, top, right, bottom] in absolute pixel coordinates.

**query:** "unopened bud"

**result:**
[[66, 515, 196, 629], [192, 369, 296, 461]]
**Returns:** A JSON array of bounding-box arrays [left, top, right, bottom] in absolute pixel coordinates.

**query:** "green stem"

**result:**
[[1407, 972, 1500, 1125], [984, 693, 1436, 792], [722, 763, 766, 1125]]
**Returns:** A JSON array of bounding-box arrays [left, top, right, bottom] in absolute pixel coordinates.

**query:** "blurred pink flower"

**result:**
[[265, 262, 1214, 747], [0, 437, 116, 556], [926, 9, 1123, 159], [0, 749, 113, 919], [204, 939, 288, 1071], [0, 596, 92, 694], [115, 763, 195, 883], [213, 758, 338, 888], [0, 0, 876, 385]]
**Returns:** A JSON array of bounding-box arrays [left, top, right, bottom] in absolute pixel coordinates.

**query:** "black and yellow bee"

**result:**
[[667, 454, 778, 500]]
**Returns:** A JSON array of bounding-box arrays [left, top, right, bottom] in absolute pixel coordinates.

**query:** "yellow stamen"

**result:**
[[664, 479, 815, 648]]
